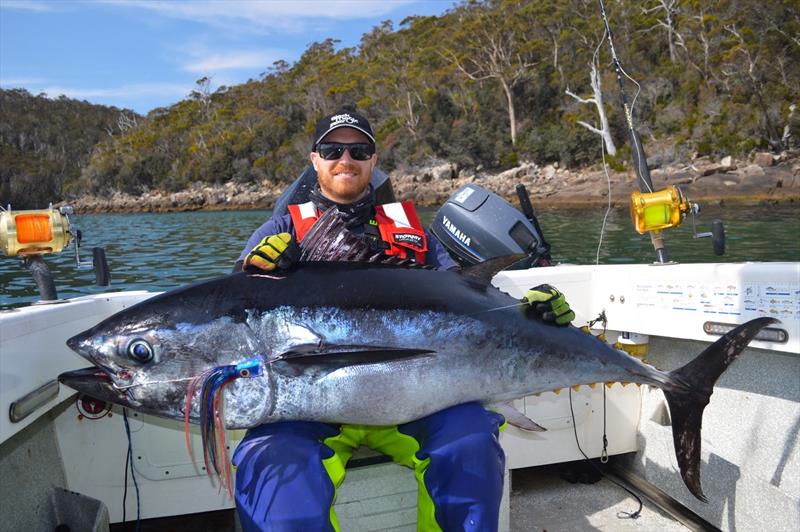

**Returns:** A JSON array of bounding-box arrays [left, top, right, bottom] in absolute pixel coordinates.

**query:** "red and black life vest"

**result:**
[[287, 201, 428, 264]]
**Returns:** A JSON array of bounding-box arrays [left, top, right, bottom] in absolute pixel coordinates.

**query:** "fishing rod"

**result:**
[[597, 0, 671, 263], [597, 0, 654, 196], [597, 2, 725, 262]]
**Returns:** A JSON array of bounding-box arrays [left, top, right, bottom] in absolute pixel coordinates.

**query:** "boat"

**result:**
[[1, 186, 797, 531]]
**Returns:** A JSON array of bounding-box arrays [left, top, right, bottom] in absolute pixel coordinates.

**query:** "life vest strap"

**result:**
[[287, 202, 319, 242], [374, 202, 428, 263]]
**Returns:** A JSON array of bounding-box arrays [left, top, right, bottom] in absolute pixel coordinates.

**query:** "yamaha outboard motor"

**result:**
[[431, 184, 551, 268]]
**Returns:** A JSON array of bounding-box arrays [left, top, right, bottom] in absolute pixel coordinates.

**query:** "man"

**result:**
[[234, 108, 573, 531]]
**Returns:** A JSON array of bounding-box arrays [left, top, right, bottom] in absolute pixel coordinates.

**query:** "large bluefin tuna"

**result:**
[[60, 211, 775, 502]]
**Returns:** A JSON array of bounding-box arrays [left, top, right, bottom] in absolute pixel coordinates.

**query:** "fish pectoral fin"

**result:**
[[275, 344, 436, 366], [491, 402, 547, 432]]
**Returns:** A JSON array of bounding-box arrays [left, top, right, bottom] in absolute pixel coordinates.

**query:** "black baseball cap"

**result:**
[[312, 109, 375, 150]]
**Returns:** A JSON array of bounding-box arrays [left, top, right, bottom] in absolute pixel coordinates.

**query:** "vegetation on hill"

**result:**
[[0, 89, 138, 209], [3, 0, 798, 208]]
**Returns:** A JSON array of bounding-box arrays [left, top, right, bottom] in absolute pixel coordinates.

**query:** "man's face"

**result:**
[[310, 128, 376, 204]]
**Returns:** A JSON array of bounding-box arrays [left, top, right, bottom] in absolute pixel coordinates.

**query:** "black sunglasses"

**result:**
[[316, 142, 375, 161]]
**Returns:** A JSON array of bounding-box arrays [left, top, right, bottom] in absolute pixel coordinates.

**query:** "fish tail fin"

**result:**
[[663, 317, 777, 502]]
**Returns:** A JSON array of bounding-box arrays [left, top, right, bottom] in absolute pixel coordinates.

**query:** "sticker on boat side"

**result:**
[[635, 281, 800, 320]]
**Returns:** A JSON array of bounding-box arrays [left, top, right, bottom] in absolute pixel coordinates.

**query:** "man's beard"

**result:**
[[309, 183, 375, 229]]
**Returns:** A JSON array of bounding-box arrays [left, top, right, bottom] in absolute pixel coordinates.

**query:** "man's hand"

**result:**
[[522, 284, 575, 326], [243, 233, 300, 271]]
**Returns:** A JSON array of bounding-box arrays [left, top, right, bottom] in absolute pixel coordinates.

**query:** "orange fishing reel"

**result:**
[[1, 204, 110, 301], [0, 205, 72, 256]]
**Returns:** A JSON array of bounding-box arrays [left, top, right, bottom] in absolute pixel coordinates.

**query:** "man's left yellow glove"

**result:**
[[522, 284, 575, 326]]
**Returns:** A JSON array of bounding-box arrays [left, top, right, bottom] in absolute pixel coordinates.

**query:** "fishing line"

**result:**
[[593, 19, 645, 263], [468, 301, 527, 315], [589, 26, 614, 265], [597, 0, 652, 194], [596, 115, 613, 265], [122, 408, 142, 532], [617, 61, 647, 192], [114, 375, 198, 390], [568, 388, 642, 519], [122, 440, 129, 523]]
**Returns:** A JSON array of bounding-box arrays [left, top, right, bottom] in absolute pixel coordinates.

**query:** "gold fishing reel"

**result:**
[[0, 205, 72, 257], [629, 186, 725, 257], [629, 185, 692, 234]]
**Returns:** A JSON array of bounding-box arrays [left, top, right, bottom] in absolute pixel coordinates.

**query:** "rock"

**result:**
[[741, 164, 766, 177], [720, 156, 733, 168], [646, 154, 670, 169], [754, 152, 774, 167], [428, 163, 454, 180], [698, 163, 721, 176], [542, 165, 557, 180], [496, 166, 525, 181]]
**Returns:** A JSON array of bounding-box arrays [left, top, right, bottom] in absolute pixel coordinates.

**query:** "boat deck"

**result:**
[[511, 464, 690, 532], [106, 463, 691, 532]]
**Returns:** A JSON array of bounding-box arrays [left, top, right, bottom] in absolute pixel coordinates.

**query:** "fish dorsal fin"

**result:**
[[460, 254, 527, 283], [274, 343, 435, 366]]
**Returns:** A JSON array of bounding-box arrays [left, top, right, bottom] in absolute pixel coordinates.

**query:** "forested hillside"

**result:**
[[4, 0, 799, 207], [0, 89, 138, 209]]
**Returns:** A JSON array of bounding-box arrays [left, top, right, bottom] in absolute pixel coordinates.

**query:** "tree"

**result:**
[[443, 1, 541, 146], [565, 59, 617, 155]]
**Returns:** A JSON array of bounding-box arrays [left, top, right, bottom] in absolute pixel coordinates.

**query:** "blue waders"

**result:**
[[233, 402, 505, 531]]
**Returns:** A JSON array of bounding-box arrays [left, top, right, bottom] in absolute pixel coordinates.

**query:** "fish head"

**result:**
[[64, 301, 263, 421], [66, 323, 166, 390]]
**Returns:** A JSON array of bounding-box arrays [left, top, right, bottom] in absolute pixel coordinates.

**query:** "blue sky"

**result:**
[[0, 0, 455, 114]]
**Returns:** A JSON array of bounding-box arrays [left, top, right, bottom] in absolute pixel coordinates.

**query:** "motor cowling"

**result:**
[[430, 184, 550, 267]]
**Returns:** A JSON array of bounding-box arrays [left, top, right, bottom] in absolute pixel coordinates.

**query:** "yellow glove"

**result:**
[[522, 284, 575, 326], [243, 233, 300, 271]]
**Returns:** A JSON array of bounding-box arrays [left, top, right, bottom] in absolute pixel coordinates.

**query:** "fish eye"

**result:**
[[127, 339, 154, 363]]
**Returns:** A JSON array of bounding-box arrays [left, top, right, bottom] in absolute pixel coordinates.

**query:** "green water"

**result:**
[[1, 204, 798, 308]]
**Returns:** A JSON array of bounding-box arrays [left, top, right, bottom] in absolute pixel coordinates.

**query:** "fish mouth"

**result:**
[[58, 367, 139, 409]]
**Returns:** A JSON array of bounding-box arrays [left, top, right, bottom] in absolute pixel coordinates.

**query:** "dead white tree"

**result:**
[[190, 76, 214, 122], [641, 0, 684, 64], [565, 61, 617, 156], [117, 112, 138, 133], [443, 28, 537, 146], [782, 104, 796, 150]]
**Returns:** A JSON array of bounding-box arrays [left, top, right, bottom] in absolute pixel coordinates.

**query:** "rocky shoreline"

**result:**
[[63, 152, 799, 214]]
